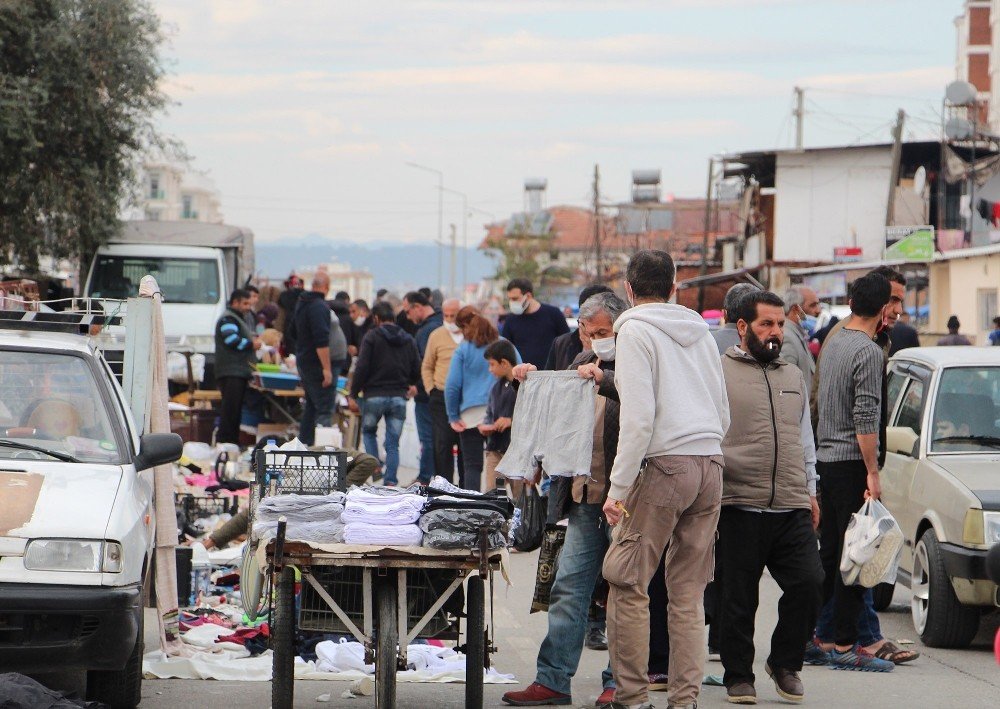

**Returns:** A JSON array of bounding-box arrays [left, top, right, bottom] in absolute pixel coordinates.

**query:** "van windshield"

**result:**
[[88, 256, 220, 304], [0, 350, 123, 464]]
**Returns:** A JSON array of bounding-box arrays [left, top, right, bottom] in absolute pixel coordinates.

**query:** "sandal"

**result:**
[[873, 640, 920, 664]]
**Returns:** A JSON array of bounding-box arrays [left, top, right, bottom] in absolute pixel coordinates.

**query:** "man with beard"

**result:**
[[717, 291, 823, 705]]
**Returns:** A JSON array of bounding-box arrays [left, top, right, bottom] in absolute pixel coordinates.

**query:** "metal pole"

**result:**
[[794, 86, 805, 150], [449, 224, 457, 297], [885, 109, 906, 227], [437, 173, 444, 289], [698, 158, 715, 313], [462, 194, 468, 298]]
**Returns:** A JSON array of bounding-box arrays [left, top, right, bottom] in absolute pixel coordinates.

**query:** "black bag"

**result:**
[[513, 484, 546, 552], [530, 526, 566, 613]]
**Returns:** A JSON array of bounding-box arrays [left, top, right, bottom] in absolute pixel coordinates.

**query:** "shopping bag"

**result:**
[[840, 499, 904, 588], [530, 526, 567, 613], [512, 484, 546, 552]]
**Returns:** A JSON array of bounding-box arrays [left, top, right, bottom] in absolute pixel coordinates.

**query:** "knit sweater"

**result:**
[[816, 328, 884, 463], [421, 326, 460, 393]]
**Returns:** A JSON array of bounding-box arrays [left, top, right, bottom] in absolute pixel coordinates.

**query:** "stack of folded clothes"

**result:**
[[419, 479, 514, 550], [253, 491, 347, 543], [342, 487, 425, 546]]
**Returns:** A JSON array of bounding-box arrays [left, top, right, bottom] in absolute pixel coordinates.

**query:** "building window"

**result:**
[[978, 288, 998, 331], [149, 173, 162, 200], [145, 209, 161, 221], [182, 194, 194, 219]]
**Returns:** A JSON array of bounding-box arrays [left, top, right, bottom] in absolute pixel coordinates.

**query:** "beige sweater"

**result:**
[[422, 326, 460, 393]]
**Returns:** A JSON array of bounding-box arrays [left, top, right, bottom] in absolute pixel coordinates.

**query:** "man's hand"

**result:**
[[450, 421, 466, 433], [347, 398, 360, 413], [348, 345, 358, 357], [406, 385, 417, 399], [252, 337, 263, 351], [603, 497, 624, 526], [577, 362, 604, 384], [493, 416, 512, 433], [322, 369, 333, 387], [865, 470, 881, 501], [512, 363, 537, 381], [477, 423, 495, 435], [810, 495, 821, 531]]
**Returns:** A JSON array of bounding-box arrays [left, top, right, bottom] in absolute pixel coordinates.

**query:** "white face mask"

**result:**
[[508, 299, 526, 316], [353, 316, 366, 327], [591, 336, 616, 361], [444, 321, 461, 333]]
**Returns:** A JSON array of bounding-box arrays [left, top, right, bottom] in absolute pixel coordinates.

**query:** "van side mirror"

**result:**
[[135, 433, 183, 471]]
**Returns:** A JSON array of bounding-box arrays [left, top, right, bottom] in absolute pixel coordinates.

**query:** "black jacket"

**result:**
[[289, 291, 331, 370], [544, 329, 584, 371], [350, 316, 375, 351], [350, 324, 421, 398], [888, 321, 921, 356], [214, 308, 256, 380]]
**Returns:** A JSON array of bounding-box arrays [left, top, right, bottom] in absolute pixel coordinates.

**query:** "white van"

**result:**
[[0, 325, 181, 708]]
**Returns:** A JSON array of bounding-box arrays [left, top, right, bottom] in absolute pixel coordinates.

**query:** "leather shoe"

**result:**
[[726, 681, 757, 704], [502, 682, 572, 706], [765, 663, 804, 702]]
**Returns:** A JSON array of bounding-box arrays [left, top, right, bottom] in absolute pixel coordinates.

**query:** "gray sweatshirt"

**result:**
[[816, 328, 883, 463]]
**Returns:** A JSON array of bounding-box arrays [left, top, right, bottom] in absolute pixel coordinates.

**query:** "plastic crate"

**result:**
[[256, 371, 301, 390], [298, 565, 460, 638], [254, 449, 349, 498], [175, 493, 239, 528]]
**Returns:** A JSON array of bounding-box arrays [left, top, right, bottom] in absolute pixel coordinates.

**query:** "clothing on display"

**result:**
[[253, 491, 347, 544], [343, 488, 425, 525], [342, 522, 423, 546], [495, 370, 596, 479]]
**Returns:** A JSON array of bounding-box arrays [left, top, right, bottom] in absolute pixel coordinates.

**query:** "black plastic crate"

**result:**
[[299, 566, 460, 638], [254, 449, 349, 497], [175, 492, 239, 528]]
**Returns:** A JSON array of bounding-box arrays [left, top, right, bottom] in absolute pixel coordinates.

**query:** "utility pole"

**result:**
[[794, 86, 805, 150], [885, 109, 906, 227], [698, 158, 715, 313], [592, 164, 602, 282], [449, 224, 457, 297]]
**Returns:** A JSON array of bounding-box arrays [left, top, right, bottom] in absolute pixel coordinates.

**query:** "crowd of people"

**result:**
[[211, 250, 960, 709]]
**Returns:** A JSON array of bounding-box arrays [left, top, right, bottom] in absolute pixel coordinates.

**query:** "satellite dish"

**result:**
[[945, 116, 975, 140], [945, 80, 978, 106], [913, 166, 927, 195]]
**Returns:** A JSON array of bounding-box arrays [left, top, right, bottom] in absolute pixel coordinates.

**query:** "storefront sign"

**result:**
[[886, 225, 934, 261], [833, 246, 863, 263], [803, 272, 848, 300]]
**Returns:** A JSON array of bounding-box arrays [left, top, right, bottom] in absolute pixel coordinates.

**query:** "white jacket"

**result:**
[[608, 303, 731, 500]]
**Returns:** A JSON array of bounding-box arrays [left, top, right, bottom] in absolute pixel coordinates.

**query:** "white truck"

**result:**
[[0, 307, 182, 708], [84, 220, 255, 378]]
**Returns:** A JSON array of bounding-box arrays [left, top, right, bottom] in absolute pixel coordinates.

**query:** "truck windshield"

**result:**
[[0, 350, 123, 464], [930, 367, 1000, 453], [88, 256, 220, 304]]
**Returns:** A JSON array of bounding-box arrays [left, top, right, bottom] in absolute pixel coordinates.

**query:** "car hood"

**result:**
[[0, 462, 123, 540], [926, 454, 1000, 510]]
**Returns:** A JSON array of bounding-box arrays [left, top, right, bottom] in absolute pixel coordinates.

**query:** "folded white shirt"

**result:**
[[342, 494, 424, 525], [343, 522, 423, 546]]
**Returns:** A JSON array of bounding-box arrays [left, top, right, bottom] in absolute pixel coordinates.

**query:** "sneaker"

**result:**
[[605, 703, 654, 709], [726, 682, 757, 705], [502, 682, 572, 706], [586, 627, 609, 651], [765, 663, 803, 703], [648, 673, 670, 691], [829, 645, 894, 673], [595, 687, 615, 707], [803, 636, 831, 666]]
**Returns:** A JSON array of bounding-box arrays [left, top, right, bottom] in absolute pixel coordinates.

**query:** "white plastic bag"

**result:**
[[840, 499, 904, 588]]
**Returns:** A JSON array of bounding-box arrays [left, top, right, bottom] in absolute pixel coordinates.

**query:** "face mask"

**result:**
[[444, 321, 461, 333], [591, 336, 616, 361], [508, 299, 526, 316], [801, 314, 817, 336], [353, 316, 366, 327]]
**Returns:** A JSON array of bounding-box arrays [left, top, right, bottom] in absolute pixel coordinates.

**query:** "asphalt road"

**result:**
[[119, 548, 999, 709]]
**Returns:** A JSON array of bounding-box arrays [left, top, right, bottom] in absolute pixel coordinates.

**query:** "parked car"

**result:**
[[0, 322, 182, 707], [877, 347, 1000, 648]]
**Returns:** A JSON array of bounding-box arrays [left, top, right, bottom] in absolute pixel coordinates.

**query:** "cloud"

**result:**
[[303, 142, 384, 160], [800, 66, 952, 94]]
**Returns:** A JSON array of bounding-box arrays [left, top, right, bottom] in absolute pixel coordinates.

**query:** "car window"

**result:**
[[886, 370, 907, 419], [0, 350, 123, 463], [931, 367, 1000, 453], [894, 378, 926, 435]]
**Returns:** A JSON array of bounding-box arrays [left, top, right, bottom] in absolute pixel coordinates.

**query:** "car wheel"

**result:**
[[871, 582, 895, 611], [87, 607, 143, 709], [911, 529, 980, 648]]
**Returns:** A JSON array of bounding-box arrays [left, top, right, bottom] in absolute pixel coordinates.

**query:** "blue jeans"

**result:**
[[815, 588, 882, 647], [298, 364, 334, 446], [361, 396, 407, 485], [414, 400, 434, 484], [536, 502, 613, 695]]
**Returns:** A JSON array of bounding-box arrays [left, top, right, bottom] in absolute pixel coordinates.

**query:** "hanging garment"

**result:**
[[495, 370, 596, 479]]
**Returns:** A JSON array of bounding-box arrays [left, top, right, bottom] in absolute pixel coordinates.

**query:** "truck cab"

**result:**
[[0, 321, 181, 707]]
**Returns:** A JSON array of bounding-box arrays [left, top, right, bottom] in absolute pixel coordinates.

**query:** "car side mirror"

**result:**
[[910, 437, 921, 459], [135, 433, 183, 471]]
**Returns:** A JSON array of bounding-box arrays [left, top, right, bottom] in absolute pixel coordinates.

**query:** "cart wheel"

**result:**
[[375, 581, 398, 709], [465, 574, 486, 709], [272, 566, 296, 709]]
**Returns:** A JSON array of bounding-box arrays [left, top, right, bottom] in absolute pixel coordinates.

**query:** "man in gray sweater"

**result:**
[[815, 272, 894, 673]]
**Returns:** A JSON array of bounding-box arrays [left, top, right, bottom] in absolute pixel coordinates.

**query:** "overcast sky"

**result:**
[[155, 0, 957, 246]]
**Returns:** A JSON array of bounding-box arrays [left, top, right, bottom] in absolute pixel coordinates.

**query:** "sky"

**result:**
[[154, 0, 959, 248]]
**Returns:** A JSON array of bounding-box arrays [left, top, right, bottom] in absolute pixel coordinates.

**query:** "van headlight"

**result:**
[[24, 540, 123, 573], [984, 512, 1000, 546]]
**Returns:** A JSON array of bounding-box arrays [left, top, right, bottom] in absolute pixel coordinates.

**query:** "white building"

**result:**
[[297, 262, 374, 304], [129, 162, 224, 224]]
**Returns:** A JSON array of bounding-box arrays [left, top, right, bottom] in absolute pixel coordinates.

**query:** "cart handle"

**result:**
[[274, 517, 287, 570]]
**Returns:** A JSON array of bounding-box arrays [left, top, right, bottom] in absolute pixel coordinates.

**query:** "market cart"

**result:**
[[248, 449, 503, 709]]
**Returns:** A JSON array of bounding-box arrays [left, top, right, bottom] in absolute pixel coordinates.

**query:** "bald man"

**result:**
[[289, 273, 333, 445]]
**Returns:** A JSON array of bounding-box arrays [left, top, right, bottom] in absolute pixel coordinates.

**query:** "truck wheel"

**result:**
[[87, 608, 143, 709], [464, 575, 485, 709], [272, 566, 296, 709], [375, 581, 397, 709], [871, 582, 895, 611], [911, 530, 980, 648]]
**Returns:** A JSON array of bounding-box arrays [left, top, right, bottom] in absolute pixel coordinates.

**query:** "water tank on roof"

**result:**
[[631, 169, 661, 186]]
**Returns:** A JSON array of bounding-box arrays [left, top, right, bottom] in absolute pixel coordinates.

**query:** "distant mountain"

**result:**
[[255, 235, 497, 292]]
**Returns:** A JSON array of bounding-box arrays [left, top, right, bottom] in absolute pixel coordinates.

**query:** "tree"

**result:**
[[485, 222, 553, 287], [0, 0, 170, 272]]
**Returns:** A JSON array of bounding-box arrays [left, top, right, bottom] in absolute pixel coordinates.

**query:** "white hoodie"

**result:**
[[608, 302, 731, 500]]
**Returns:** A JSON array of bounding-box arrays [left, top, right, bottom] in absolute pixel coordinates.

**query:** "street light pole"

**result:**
[[441, 187, 469, 298], [405, 161, 444, 290]]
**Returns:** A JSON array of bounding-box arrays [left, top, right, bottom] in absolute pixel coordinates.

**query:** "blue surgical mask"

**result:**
[[802, 314, 818, 336]]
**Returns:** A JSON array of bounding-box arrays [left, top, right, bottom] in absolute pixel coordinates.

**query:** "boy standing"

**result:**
[[479, 339, 519, 492]]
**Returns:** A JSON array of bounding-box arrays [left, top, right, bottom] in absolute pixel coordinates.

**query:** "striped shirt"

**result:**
[[816, 328, 883, 463]]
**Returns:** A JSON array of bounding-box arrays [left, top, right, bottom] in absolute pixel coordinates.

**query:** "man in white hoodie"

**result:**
[[602, 250, 730, 709]]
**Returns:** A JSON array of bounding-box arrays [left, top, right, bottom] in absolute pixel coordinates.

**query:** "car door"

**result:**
[[881, 369, 929, 574]]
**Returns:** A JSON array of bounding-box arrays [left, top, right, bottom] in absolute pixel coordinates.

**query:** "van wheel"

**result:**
[[911, 529, 980, 648], [88, 608, 143, 709]]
